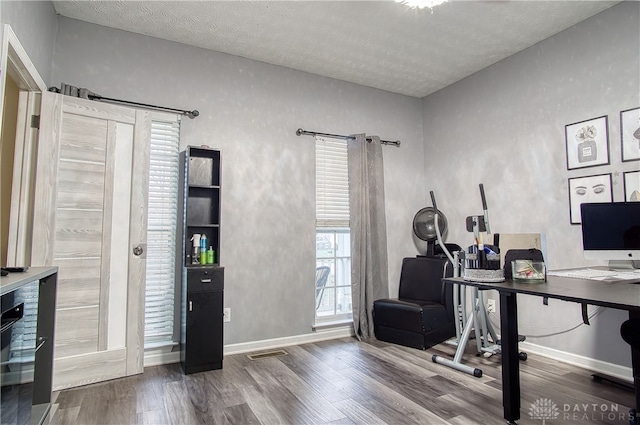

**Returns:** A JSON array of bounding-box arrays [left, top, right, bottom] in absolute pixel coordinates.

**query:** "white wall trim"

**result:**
[[144, 350, 180, 367], [1, 24, 47, 267], [224, 326, 355, 355], [520, 341, 633, 383], [144, 326, 355, 367], [1, 24, 47, 106]]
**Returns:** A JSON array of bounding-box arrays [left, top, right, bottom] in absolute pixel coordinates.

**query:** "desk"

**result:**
[[443, 275, 640, 425]]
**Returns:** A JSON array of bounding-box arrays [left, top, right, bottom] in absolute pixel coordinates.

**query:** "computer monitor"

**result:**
[[580, 202, 640, 270]]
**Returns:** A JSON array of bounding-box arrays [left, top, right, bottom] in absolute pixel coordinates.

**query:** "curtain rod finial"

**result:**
[[187, 110, 199, 119], [296, 128, 304, 136]]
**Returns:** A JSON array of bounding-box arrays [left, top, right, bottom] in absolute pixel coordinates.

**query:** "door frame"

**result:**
[[1, 24, 47, 266]]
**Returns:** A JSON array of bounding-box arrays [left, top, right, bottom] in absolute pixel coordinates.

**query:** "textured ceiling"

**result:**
[[52, 0, 619, 98]]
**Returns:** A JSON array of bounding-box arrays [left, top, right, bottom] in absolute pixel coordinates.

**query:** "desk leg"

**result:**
[[500, 291, 520, 424], [630, 310, 640, 425]]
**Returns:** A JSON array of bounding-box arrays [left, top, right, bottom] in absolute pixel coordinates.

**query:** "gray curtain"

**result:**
[[348, 134, 389, 340]]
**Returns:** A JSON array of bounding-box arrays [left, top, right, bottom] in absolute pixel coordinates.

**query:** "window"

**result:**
[[144, 116, 180, 349], [315, 136, 352, 322]]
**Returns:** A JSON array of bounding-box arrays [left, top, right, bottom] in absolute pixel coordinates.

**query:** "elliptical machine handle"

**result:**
[[479, 183, 491, 234], [430, 191, 456, 269]]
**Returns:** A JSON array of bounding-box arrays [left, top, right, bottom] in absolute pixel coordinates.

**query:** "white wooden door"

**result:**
[[31, 92, 150, 389]]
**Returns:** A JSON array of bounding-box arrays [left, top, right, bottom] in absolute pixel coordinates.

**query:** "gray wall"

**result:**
[[51, 17, 425, 345], [1, 1, 57, 85], [422, 1, 639, 367]]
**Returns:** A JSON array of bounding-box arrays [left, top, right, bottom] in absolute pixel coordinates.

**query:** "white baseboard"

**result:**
[[143, 326, 354, 367], [144, 350, 180, 367], [520, 341, 632, 383], [223, 326, 354, 355]]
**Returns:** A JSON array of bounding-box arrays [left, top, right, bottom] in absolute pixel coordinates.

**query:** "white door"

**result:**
[[31, 91, 150, 389]]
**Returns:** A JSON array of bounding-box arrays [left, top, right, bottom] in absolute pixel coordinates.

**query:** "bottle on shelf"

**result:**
[[207, 246, 215, 264], [191, 234, 201, 265], [200, 234, 208, 264]]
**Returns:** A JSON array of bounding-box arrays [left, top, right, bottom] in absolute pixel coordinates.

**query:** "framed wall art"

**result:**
[[568, 173, 612, 224], [620, 107, 640, 162], [624, 170, 640, 202], [565, 115, 610, 170]]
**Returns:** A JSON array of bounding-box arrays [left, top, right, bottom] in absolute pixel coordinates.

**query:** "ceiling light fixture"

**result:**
[[395, 0, 449, 10]]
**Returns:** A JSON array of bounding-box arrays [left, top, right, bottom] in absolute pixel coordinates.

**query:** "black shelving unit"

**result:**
[[177, 146, 224, 374]]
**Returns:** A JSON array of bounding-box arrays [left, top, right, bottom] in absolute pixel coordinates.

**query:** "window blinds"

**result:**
[[144, 117, 180, 349], [315, 136, 350, 227]]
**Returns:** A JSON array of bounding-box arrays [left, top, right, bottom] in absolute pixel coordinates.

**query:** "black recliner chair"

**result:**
[[373, 256, 455, 350]]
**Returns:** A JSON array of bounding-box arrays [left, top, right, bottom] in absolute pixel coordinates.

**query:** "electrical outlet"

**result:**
[[223, 308, 231, 322], [487, 299, 496, 313]]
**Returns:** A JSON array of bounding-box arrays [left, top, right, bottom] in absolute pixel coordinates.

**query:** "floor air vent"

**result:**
[[247, 349, 288, 360]]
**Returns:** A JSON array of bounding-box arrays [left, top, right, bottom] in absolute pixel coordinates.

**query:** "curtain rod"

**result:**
[[49, 84, 199, 119], [89, 95, 199, 119], [296, 128, 401, 147]]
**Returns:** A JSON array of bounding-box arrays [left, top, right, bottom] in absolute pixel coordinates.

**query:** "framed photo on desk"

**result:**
[[568, 173, 612, 224]]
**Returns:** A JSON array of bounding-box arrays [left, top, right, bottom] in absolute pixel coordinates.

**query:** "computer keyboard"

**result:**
[[563, 269, 618, 279], [549, 268, 640, 281]]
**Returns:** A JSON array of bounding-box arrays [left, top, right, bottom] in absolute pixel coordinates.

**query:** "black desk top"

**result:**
[[443, 275, 640, 311]]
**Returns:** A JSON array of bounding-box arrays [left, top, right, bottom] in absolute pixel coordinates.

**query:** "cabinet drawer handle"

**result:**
[[200, 278, 212, 283], [189, 301, 193, 312]]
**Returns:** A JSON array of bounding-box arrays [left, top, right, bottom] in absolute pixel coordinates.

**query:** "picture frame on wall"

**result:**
[[620, 107, 640, 162], [565, 115, 610, 170], [568, 173, 613, 224], [624, 170, 640, 202]]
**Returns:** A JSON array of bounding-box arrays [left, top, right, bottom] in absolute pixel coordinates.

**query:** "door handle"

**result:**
[[133, 245, 145, 257], [189, 301, 193, 312]]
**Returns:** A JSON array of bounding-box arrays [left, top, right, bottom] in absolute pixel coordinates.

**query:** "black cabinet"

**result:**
[[177, 146, 224, 375], [180, 268, 224, 374]]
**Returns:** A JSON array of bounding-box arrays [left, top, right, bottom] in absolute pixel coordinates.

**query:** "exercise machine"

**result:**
[[430, 185, 526, 377]]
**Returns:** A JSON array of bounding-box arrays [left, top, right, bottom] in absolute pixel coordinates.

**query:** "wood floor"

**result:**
[[49, 337, 635, 425]]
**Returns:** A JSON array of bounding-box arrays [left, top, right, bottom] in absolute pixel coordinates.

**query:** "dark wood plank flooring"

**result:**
[[49, 337, 635, 424]]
